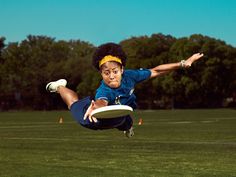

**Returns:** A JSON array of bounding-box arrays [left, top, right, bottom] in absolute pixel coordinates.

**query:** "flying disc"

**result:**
[[91, 105, 133, 119]]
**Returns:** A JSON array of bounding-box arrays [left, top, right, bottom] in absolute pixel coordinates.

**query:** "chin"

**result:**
[[109, 83, 120, 88], [109, 85, 119, 88]]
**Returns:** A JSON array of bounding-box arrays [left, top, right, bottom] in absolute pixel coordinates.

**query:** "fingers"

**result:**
[[192, 53, 204, 60], [89, 115, 98, 123], [83, 106, 90, 120], [88, 115, 93, 122], [89, 100, 97, 122], [199, 53, 204, 58], [84, 113, 98, 123], [91, 100, 95, 107], [93, 117, 98, 122], [83, 100, 98, 123], [185, 53, 204, 68], [88, 114, 98, 123]]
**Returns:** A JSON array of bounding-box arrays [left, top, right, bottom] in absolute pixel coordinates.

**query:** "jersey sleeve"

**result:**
[[126, 69, 151, 83], [95, 84, 111, 102]]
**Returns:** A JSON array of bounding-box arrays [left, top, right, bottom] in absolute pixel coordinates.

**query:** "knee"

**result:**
[[68, 98, 78, 109]]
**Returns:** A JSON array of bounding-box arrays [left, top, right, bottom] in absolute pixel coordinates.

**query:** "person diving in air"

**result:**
[[46, 43, 204, 138]]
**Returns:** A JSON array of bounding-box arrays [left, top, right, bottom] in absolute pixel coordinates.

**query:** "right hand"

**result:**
[[83, 100, 98, 123], [184, 53, 204, 68]]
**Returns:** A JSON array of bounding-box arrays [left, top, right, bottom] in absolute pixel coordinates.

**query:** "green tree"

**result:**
[[0, 33, 235, 110], [121, 33, 176, 108]]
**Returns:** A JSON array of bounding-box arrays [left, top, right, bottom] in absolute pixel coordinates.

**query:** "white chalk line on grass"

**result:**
[[1, 137, 236, 146], [0, 122, 76, 129], [1, 137, 72, 141], [0, 125, 60, 129]]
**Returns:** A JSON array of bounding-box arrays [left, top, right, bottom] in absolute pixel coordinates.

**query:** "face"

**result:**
[[100, 61, 123, 88]]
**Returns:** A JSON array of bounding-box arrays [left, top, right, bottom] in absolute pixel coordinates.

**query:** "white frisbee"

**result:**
[[91, 105, 133, 119]]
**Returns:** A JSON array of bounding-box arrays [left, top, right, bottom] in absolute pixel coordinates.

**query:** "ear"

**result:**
[[121, 66, 124, 74]]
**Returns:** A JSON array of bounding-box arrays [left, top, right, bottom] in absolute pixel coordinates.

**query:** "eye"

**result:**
[[103, 71, 110, 76], [113, 70, 118, 74]]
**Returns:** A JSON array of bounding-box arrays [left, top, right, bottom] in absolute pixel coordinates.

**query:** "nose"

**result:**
[[109, 72, 114, 80]]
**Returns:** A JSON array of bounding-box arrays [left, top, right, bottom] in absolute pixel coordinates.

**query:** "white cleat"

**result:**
[[124, 127, 134, 138], [46, 79, 67, 93]]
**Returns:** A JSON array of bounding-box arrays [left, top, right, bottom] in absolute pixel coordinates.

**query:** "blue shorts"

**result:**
[[70, 97, 133, 131]]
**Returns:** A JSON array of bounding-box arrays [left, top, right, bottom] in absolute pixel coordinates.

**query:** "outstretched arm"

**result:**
[[150, 53, 204, 78]]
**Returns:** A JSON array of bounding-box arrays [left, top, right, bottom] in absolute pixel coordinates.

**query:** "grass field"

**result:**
[[0, 109, 235, 177]]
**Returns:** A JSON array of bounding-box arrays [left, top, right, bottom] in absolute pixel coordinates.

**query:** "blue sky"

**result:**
[[1, 0, 236, 46]]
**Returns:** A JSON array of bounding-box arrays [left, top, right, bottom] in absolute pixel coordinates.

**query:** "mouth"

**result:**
[[108, 81, 120, 88], [109, 80, 118, 83]]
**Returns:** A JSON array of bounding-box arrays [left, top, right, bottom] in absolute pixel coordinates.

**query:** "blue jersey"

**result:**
[[95, 69, 151, 109], [70, 69, 151, 130]]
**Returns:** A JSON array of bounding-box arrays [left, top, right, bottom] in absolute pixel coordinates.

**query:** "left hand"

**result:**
[[184, 53, 204, 68]]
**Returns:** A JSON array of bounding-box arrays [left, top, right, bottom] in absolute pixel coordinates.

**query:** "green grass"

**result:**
[[0, 109, 235, 177]]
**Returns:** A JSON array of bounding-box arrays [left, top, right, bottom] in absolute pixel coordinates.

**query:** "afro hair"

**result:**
[[92, 43, 127, 70]]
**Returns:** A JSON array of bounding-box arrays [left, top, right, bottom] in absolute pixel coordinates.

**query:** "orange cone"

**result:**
[[138, 118, 143, 125], [59, 117, 64, 124]]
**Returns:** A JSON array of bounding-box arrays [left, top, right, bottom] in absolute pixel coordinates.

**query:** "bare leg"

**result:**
[[57, 86, 79, 109]]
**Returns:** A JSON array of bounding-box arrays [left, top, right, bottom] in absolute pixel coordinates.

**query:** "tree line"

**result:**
[[0, 33, 235, 110]]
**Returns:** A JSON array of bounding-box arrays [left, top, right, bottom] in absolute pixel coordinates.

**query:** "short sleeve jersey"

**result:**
[[95, 69, 151, 109]]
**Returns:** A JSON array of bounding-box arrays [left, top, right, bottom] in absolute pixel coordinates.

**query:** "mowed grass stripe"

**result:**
[[0, 109, 235, 177], [2, 137, 236, 147]]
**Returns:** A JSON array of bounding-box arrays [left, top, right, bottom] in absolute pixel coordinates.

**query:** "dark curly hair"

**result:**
[[92, 43, 127, 70]]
